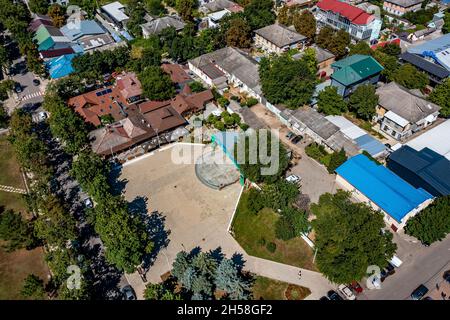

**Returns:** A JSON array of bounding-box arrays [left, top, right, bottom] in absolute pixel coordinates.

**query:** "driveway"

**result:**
[[361, 233, 450, 300], [119, 144, 335, 299], [244, 104, 337, 204]]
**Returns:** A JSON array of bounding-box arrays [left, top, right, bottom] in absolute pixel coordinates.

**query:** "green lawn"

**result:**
[[0, 135, 48, 299], [0, 135, 27, 213], [232, 191, 317, 271], [252, 276, 311, 300]]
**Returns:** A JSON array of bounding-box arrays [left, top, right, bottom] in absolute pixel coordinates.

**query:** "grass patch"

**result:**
[[0, 135, 27, 213], [232, 191, 317, 271], [252, 276, 311, 300], [0, 246, 49, 300]]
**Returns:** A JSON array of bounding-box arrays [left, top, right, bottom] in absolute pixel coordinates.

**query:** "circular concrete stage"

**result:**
[[195, 148, 240, 190]]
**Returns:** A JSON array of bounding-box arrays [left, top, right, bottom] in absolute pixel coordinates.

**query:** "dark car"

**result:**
[[411, 284, 429, 300], [286, 131, 295, 139], [320, 296, 329, 301], [32, 79, 40, 86], [443, 270, 450, 283], [291, 135, 303, 144], [14, 82, 22, 93], [121, 285, 136, 300], [327, 290, 343, 301]]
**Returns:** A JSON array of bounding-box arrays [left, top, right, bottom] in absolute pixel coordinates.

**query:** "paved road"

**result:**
[[362, 233, 450, 300]]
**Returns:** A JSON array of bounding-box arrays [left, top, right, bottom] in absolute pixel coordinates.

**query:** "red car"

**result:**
[[350, 281, 363, 294]]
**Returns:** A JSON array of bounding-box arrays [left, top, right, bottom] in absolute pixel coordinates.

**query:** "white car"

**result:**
[[338, 284, 356, 300], [286, 174, 301, 184]]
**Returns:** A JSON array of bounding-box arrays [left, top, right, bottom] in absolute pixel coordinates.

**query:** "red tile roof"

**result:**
[[115, 72, 143, 101], [317, 0, 374, 25], [161, 63, 191, 84]]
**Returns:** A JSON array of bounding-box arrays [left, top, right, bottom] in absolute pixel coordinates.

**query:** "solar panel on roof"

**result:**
[[107, 88, 112, 93], [96, 91, 102, 96]]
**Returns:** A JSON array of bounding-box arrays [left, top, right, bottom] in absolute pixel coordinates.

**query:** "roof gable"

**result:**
[[331, 55, 384, 85]]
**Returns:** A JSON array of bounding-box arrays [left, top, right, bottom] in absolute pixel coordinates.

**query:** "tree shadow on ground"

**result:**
[[129, 196, 171, 271], [108, 164, 128, 196]]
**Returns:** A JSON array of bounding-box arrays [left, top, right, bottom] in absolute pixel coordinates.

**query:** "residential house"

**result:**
[[281, 0, 314, 9], [161, 63, 192, 88], [375, 82, 440, 141], [116, 72, 143, 104], [294, 45, 336, 78], [315, 0, 382, 42], [188, 47, 262, 100], [60, 20, 114, 52], [254, 23, 307, 55], [33, 25, 72, 51], [281, 107, 361, 156], [28, 14, 53, 33], [101, 1, 129, 29], [400, 33, 450, 84], [199, 0, 243, 29], [68, 72, 143, 126], [382, 0, 423, 16], [387, 145, 450, 197], [141, 16, 186, 38], [336, 154, 434, 231], [330, 54, 384, 97]]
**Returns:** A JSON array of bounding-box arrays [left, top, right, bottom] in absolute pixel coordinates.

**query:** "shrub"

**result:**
[[246, 97, 259, 107], [247, 188, 264, 214], [189, 81, 205, 93], [305, 143, 327, 162], [266, 242, 277, 253], [214, 121, 225, 131], [218, 97, 229, 108], [257, 237, 266, 246], [230, 95, 239, 101], [275, 216, 296, 240], [239, 123, 249, 131]]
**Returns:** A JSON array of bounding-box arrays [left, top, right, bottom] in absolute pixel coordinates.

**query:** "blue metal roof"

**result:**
[[60, 20, 106, 41], [354, 134, 386, 157], [46, 54, 76, 79], [336, 154, 433, 222]]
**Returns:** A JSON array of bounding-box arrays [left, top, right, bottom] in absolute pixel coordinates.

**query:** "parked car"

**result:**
[[349, 281, 363, 294], [327, 290, 343, 301], [410, 284, 429, 300], [443, 270, 450, 283], [319, 296, 329, 301], [83, 197, 93, 209], [381, 263, 396, 281], [14, 82, 22, 93], [32, 79, 40, 86], [291, 135, 303, 144], [286, 131, 295, 139], [120, 285, 136, 300], [286, 174, 301, 184], [338, 284, 356, 300]]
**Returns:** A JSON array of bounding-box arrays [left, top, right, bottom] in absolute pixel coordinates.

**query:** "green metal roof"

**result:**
[[331, 54, 384, 86], [33, 25, 51, 45]]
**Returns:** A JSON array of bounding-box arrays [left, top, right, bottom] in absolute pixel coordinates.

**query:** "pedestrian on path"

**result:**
[[298, 270, 302, 279]]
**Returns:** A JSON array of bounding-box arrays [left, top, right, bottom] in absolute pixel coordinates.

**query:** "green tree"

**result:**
[[301, 47, 318, 76], [373, 50, 399, 81], [311, 191, 397, 284], [176, 0, 197, 21], [393, 64, 429, 89], [429, 78, 450, 117], [215, 259, 251, 300], [139, 66, 176, 100], [443, 12, 450, 34], [259, 55, 316, 108], [226, 18, 252, 48], [28, 0, 49, 14], [275, 207, 309, 240], [0, 207, 37, 252], [93, 195, 154, 273], [405, 196, 450, 245], [316, 26, 334, 50], [261, 179, 299, 211], [277, 5, 296, 26], [234, 130, 289, 184], [379, 43, 401, 56], [21, 274, 45, 300], [317, 86, 348, 115], [348, 84, 379, 120], [144, 283, 181, 300], [348, 41, 373, 56], [145, 0, 167, 16], [0, 104, 9, 128], [327, 148, 347, 173], [329, 30, 350, 58], [243, 0, 276, 30], [0, 45, 11, 74], [48, 4, 65, 27], [293, 10, 316, 40]]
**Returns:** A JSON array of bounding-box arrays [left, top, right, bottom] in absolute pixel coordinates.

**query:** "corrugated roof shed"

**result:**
[[336, 154, 433, 222], [61, 20, 106, 41], [400, 52, 450, 79], [46, 54, 76, 79]]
